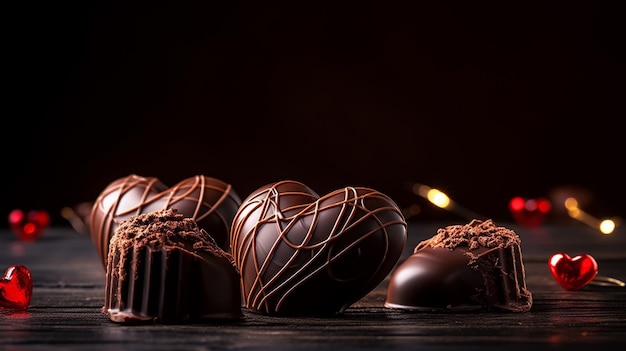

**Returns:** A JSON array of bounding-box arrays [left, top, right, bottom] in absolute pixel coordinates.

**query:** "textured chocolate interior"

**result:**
[[231, 180, 407, 316], [385, 219, 532, 312], [90, 174, 241, 268], [104, 208, 242, 324]]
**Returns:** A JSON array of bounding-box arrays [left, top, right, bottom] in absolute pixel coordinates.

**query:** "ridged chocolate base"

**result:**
[[105, 244, 242, 324]]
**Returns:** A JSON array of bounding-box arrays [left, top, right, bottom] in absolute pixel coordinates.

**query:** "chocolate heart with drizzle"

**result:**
[[230, 180, 407, 316], [90, 174, 241, 269]]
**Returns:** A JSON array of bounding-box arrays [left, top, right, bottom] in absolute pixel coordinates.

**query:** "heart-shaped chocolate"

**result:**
[[0, 264, 33, 310], [8, 209, 50, 242], [508, 197, 551, 228], [230, 180, 407, 316], [90, 174, 242, 269], [548, 252, 598, 291]]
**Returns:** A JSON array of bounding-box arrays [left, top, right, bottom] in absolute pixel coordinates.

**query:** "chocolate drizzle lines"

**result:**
[[231, 180, 407, 316], [89, 174, 241, 268]]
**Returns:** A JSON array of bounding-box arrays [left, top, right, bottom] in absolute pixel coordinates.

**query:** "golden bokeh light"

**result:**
[[411, 183, 486, 220], [599, 219, 616, 235], [426, 189, 450, 209], [564, 197, 579, 211]]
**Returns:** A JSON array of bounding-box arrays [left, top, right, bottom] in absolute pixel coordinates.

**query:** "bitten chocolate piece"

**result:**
[[104, 208, 242, 324], [385, 219, 532, 312]]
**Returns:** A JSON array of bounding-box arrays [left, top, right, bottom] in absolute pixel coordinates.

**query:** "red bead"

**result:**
[[508, 197, 551, 228], [7, 209, 50, 241]]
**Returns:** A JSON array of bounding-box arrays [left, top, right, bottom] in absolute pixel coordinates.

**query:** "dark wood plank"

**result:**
[[2, 222, 625, 350]]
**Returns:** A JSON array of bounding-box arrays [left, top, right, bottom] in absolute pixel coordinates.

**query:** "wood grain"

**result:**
[[2, 222, 625, 350]]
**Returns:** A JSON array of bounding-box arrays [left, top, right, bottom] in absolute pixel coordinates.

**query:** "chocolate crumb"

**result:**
[[415, 219, 521, 252]]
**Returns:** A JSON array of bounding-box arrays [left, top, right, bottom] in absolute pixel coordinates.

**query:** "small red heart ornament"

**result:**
[[508, 197, 551, 227], [548, 252, 598, 291], [0, 264, 33, 310], [8, 209, 51, 241]]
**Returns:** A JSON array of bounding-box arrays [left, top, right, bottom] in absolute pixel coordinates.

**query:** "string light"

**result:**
[[407, 183, 619, 233], [564, 197, 618, 235], [412, 183, 487, 221], [60, 202, 92, 235]]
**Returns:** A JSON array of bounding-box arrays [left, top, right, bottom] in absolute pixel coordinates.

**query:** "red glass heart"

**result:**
[[548, 252, 598, 291], [8, 209, 51, 242], [0, 264, 33, 310], [508, 197, 551, 227]]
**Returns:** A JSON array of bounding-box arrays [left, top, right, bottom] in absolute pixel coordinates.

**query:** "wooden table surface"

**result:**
[[2, 221, 625, 350]]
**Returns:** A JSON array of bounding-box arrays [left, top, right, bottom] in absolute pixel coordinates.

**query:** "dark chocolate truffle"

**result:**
[[385, 219, 532, 312], [104, 208, 242, 324], [230, 180, 407, 316], [90, 174, 241, 269]]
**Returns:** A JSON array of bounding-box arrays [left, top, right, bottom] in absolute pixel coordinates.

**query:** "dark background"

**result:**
[[3, 1, 625, 229]]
